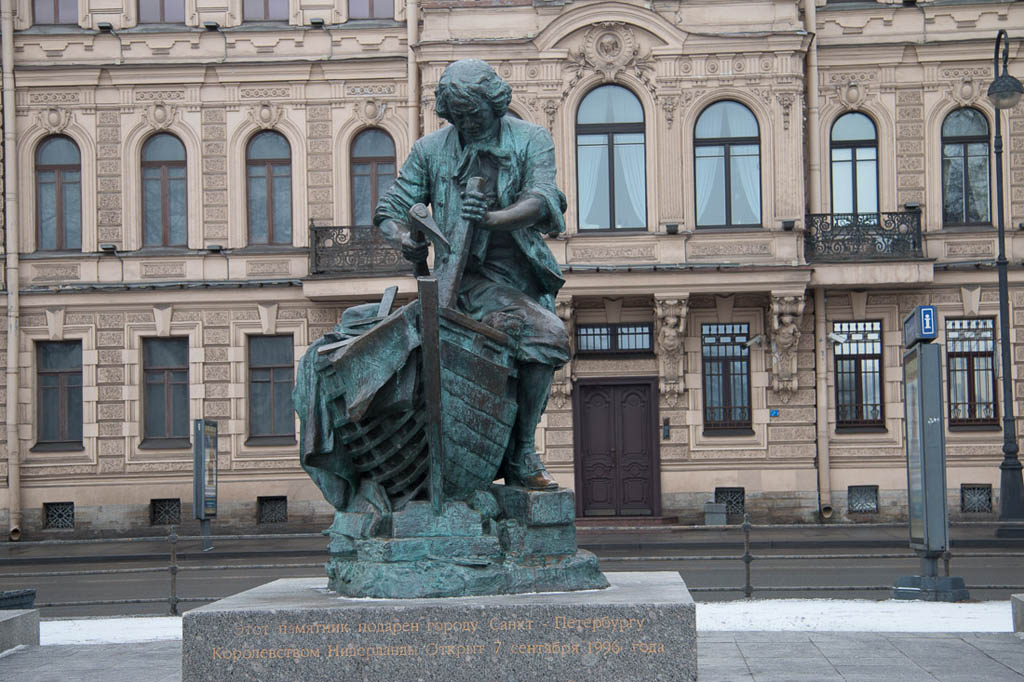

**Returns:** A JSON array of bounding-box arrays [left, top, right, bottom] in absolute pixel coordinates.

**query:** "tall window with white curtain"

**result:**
[[575, 85, 646, 231], [36, 135, 82, 252], [694, 101, 761, 228], [351, 128, 396, 226], [830, 112, 878, 217], [246, 131, 292, 245], [142, 133, 187, 248], [941, 108, 990, 226]]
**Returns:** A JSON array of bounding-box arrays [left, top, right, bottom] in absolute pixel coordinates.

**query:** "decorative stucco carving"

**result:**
[[563, 23, 656, 96], [655, 297, 689, 407], [777, 92, 795, 130], [949, 78, 982, 107], [240, 87, 291, 100], [661, 96, 679, 129], [347, 84, 395, 97], [354, 98, 388, 125], [46, 307, 66, 341], [769, 295, 806, 401], [142, 102, 178, 131], [247, 102, 284, 130], [551, 297, 575, 409], [37, 107, 72, 134]]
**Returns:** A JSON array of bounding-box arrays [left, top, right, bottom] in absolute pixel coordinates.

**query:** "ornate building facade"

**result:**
[[1, 0, 1022, 536]]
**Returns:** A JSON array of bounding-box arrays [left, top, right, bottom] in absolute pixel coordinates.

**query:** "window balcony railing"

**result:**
[[308, 224, 412, 277], [804, 211, 923, 262]]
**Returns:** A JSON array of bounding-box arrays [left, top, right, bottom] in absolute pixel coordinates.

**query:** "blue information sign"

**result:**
[[903, 305, 937, 347]]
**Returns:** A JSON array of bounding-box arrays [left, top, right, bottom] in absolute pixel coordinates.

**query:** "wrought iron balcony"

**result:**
[[804, 211, 923, 262], [309, 224, 413, 277]]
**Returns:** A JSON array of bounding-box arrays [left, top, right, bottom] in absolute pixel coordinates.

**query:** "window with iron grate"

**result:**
[[575, 323, 653, 354], [960, 484, 992, 513], [847, 485, 879, 513], [833, 321, 884, 428], [150, 498, 181, 526], [44, 502, 74, 529], [946, 318, 997, 427], [702, 324, 752, 433], [714, 487, 745, 516], [258, 496, 288, 524]]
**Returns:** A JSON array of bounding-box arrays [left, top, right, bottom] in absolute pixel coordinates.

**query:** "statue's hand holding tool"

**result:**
[[399, 228, 430, 265], [461, 186, 489, 224], [404, 204, 451, 277]]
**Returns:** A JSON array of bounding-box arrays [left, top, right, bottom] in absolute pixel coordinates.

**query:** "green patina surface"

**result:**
[[294, 59, 606, 598]]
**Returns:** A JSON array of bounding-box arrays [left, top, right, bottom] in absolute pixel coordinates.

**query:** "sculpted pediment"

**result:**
[[534, 2, 679, 54], [554, 21, 666, 95]]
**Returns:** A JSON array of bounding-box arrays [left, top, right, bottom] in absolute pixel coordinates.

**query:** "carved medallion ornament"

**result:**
[[247, 102, 284, 130], [769, 295, 806, 401], [142, 102, 178, 131], [950, 78, 981, 107], [835, 81, 875, 111], [564, 23, 655, 97], [655, 297, 689, 407], [354, 98, 388, 125], [37, 108, 72, 134]]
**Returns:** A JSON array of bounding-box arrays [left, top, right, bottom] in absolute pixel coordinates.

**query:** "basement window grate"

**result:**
[[258, 496, 288, 524], [150, 498, 181, 526], [43, 502, 75, 529], [714, 487, 745, 516], [848, 485, 879, 513], [960, 484, 992, 513]]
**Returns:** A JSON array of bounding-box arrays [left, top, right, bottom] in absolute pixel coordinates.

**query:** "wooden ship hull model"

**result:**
[[319, 284, 519, 511]]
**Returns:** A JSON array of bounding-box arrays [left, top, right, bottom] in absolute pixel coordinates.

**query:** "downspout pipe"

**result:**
[[804, 0, 821, 212], [814, 287, 832, 519], [406, 0, 419, 146], [2, 0, 22, 540], [805, 0, 830, 520]]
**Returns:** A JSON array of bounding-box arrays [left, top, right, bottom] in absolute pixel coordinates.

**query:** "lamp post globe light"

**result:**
[[987, 30, 1024, 536]]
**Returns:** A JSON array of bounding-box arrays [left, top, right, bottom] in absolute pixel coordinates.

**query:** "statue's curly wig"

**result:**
[[434, 59, 512, 122]]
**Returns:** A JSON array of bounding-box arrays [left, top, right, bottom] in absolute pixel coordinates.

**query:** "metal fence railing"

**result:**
[[3, 517, 1023, 614]]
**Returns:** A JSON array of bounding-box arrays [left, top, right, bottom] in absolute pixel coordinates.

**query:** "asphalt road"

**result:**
[[2, 531, 1022, 618]]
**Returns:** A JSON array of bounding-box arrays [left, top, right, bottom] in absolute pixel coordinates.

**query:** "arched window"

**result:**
[[142, 133, 187, 247], [36, 135, 81, 251], [575, 85, 646, 231], [942, 108, 990, 226], [246, 131, 292, 245], [350, 129, 396, 226], [830, 112, 878, 216], [694, 101, 761, 228]]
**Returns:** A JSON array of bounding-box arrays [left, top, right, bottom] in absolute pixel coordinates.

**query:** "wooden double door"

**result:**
[[573, 378, 660, 517]]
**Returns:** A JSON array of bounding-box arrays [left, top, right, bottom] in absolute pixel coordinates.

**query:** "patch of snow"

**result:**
[[41, 616, 182, 645], [697, 599, 1013, 632], [37, 600, 1013, 645]]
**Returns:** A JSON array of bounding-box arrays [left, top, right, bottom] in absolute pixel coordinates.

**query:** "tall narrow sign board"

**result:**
[[193, 419, 218, 551], [893, 307, 968, 601]]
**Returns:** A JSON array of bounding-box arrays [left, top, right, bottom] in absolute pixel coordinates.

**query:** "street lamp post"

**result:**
[[987, 30, 1024, 536]]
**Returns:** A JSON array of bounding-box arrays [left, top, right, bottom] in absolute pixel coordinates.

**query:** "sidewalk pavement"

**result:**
[[2, 632, 1023, 682]]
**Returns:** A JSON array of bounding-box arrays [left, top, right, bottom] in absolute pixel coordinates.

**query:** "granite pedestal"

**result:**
[[0, 609, 39, 654], [182, 572, 696, 682], [1013, 593, 1023, 633]]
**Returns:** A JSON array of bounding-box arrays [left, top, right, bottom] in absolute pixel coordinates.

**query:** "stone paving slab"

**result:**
[[2, 631, 1022, 681]]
